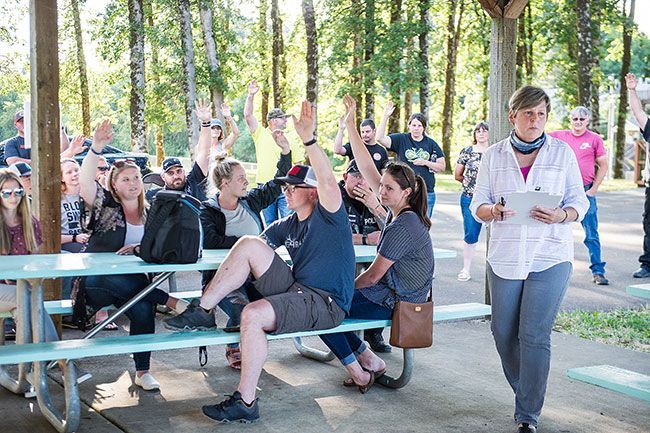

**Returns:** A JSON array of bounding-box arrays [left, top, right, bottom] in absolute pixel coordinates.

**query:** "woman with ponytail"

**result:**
[[318, 96, 434, 394], [191, 138, 291, 369]]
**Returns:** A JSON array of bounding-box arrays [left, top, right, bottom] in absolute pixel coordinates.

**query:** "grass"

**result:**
[[553, 306, 650, 353]]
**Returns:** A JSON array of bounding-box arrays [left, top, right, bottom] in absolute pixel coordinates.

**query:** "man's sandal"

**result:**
[[225, 347, 242, 370]]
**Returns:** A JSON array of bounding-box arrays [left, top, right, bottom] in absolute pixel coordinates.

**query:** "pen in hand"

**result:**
[[499, 197, 506, 221]]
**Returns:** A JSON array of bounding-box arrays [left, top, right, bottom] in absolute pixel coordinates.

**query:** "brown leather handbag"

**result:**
[[389, 287, 433, 349]]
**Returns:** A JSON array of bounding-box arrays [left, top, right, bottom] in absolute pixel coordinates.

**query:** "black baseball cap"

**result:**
[[345, 159, 361, 175], [162, 157, 183, 173]]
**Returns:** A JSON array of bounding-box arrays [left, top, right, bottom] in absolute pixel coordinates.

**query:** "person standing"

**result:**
[[454, 122, 489, 282], [626, 73, 650, 278], [549, 107, 609, 285], [471, 86, 588, 433], [334, 117, 388, 172], [376, 102, 445, 216]]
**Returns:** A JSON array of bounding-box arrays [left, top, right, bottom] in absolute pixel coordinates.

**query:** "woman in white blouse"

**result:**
[[470, 86, 589, 433]]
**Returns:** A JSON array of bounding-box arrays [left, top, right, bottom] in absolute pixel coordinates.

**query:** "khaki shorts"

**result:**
[[253, 253, 345, 335]]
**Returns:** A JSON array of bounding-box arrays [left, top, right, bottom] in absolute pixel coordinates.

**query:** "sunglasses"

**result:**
[[281, 184, 314, 193], [572, 117, 586, 122], [97, 166, 110, 172], [1, 188, 25, 199]]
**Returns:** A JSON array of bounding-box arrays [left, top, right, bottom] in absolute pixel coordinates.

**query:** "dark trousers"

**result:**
[[85, 273, 169, 371], [640, 186, 650, 269]]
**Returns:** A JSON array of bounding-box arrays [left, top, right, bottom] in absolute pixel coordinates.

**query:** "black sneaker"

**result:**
[[633, 267, 650, 278], [592, 273, 609, 285], [202, 391, 260, 423], [364, 328, 392, 353], [517, 423, 537, 433], [163, 299, 216, 331]]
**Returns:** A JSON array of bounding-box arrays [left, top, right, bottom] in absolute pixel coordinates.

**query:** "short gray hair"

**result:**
[[570, 106, 591, 120]]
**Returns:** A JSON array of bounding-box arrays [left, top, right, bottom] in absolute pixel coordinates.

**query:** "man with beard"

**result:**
[[334, 118, 388, 172]]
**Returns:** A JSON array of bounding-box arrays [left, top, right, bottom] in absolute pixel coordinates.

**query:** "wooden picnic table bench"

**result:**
[[0, 246, 484, 433]]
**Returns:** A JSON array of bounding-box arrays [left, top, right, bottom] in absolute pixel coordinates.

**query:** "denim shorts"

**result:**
[[460, 193, 482, 244]]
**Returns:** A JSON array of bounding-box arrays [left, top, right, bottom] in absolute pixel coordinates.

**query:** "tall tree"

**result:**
[[351, 0, 363, 121], [363, 0, 376, 120], [418, 0, 430, 119], [177, 0, 199, 151], [128, 0, 146, 152], [576, 0, 593, 111], [199, 0, 225, 119], [302, 0, 318, 132], [70, 0, 90, 136], [590, 0, 603, 131], [387, 0, 403, 134], [441, 0, 465, 170], [258, 0, 270, 127], [516, 1, 533, 87], [145, 0, 164, 165], [614, 0, 634, 179], [271, 0, 285, 108]]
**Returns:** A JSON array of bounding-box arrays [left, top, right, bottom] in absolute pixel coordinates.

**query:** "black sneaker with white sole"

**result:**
[[202, 391, 260, 423], [163, 299, 216, 331]]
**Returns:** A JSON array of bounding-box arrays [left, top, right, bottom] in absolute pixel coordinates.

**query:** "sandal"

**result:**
[[225, 347, 242, 370], [343, 367, 385, 387]]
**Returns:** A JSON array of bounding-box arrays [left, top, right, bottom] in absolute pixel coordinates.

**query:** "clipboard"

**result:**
[[502, 191, 562, 226]]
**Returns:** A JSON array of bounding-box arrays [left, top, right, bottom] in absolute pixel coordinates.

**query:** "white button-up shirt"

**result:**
[[470, 135, 589, 280]]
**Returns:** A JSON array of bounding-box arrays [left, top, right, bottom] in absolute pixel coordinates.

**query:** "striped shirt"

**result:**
[[470, 135, 589, 280]]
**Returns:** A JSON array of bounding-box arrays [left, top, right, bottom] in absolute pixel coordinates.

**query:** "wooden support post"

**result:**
[[488, 15, 517, 143], [30, 0, 62, 329]]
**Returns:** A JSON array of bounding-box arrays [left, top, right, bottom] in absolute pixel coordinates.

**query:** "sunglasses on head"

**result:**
[[1, 188, 25, 199], [112, 158, 137, 168], [97, 165, 110, 172], [572, 117, 586, 122], [281, 184, 313, 193]]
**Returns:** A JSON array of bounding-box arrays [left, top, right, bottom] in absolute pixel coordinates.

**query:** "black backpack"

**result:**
[[137, 190, 203, 264]]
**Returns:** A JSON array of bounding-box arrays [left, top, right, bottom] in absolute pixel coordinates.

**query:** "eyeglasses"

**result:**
[[1, 188, 25, 199], [97, 166, 110, 172], [572, 117, 586, 122], [281, 184, 314, 193]]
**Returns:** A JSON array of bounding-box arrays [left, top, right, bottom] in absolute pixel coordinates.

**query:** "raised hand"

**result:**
[[195, 98, 213, 123], [625, 73, 638, 91], [221, 102, 232, 118], [272, 129, 290, 154], [68, 135, 86, 156], [91, 119, 114, 152], [383, 101, 395, 118], [248, 80, 259, 96], [342, 95, 356, 127], [292, 100, 316, 143], [338, 113, 348, 131]]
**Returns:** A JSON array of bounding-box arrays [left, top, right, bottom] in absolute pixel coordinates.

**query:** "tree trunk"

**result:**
[[146, 3, 165, 165], [441, 0, 465, 171], [576, 0, 593, 111], [128, 0, 146, 152], [614, 0, 634, 179], [258, 0, 270, 127], [70, 0, 90, 136], [403, 91, 412, 128], [591, 0, 602, 132], [387, 0, 403, 134], [363, 0, 375, 120], [199, 0, 225, 119], [302, 0, 318, 135], [515, 1, 532, 87], [271, 0, 284, 108], [488, 16, 517, 143], [418, 0, 430, 120], [177, 0, 199, 152]]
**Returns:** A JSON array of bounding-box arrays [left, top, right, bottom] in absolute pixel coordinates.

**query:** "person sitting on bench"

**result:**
[[319, 96, 434, 393], [164, 101, 355, 423]]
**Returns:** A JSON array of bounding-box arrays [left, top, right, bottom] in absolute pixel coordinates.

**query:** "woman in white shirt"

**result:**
[[470, 86, 589, 433]]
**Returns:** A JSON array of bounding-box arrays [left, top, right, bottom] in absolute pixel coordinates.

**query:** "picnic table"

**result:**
[[0, 246, 458, 432]]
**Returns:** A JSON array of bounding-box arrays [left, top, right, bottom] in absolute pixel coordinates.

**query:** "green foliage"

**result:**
[[554, 307, 650, 353]]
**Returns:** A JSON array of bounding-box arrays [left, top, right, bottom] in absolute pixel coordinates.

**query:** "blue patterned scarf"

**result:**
[[509, 130, 547, 154]]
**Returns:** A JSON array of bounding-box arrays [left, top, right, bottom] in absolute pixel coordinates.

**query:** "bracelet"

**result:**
[[559, 209, 568, 223], [90, 146, 102, 155], [201, 121, 211, 128], [72, 234, 77, 243], [303, 138, 317, 146]]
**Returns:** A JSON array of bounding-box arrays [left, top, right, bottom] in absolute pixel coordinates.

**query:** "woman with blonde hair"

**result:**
[[60, 155, 89, 253], [78, 120, 188, 391]]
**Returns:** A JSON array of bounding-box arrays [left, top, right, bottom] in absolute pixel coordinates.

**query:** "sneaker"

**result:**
[[134, 372, 160, 391], [163, 299, 216, 331], [633, 267, 650, 278], [592, 273, 609, 285], [364, 328, 392, 353], [457, 269, 471, 282], [202, 391, 259, 423], [517, 423, 537, 433]]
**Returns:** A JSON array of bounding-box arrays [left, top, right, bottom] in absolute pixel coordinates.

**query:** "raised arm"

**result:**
[[343, 95, 381, 193], [244, 80, 259, 133], [194, 99, 212, 175], [80, 119, 113, 207], [59, 127, 69, 152], [292, 100, 341, 212], [626, 73, 649, 130], [332, 114, 347, 156], [220, 102, 238, 152], [60, 135, 86, 159], [375, 101, 395, 148]]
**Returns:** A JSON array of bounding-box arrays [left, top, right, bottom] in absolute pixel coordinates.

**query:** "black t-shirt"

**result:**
[[342, 142, 388, 172], [388, 133, 444, 192], [3, 135, 30, 161], [146, 162, 207, 202]]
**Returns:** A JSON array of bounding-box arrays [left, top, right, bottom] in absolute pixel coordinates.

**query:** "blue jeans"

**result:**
[[427, 191, 436, 217], [262, 192, 292, 226], [487, 262, 572, 427], [582, 184, 606, 275], [460, 193, 482, 244], [319, 290, 392, 366], [85, 274, 169, 371], [218, 296, 244, 350]]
